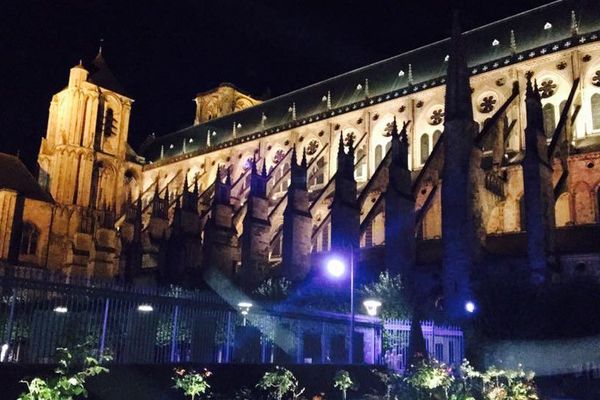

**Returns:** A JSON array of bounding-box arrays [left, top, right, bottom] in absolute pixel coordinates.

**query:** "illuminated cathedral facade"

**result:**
[[1, 2, 599, 304]]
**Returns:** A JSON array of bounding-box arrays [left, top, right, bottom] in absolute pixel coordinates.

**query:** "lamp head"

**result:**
[[363, 299, 382, 316], [326, 258, 345, 278]]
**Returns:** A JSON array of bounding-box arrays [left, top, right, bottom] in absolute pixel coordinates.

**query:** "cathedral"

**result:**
[[1, 1, 599, 310]]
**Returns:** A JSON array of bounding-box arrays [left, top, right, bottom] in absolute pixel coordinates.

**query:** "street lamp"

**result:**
[[325, 247, 355, 364], [363, 299, 382, 317], [465, 300, 476, 314], [238, 301, 253, 326]]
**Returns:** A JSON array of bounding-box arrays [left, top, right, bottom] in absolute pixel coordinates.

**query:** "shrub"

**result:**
[[172, 368, 212, 400], [18, 347, 109, 400], [256, 366, 305, 400], [333, 370, 354, 400]]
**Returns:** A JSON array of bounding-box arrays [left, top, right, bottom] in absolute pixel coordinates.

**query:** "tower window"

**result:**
[[591, 93, 600, 131], [103, 108, 115, 137], [20, 223, 39, 256]]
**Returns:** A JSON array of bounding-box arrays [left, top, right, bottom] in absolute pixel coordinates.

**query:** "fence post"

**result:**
[[2, 287, 16, 362], [99, 298, 110, 360], [170, 305, 179, 363], [224, 311, 232, 362]]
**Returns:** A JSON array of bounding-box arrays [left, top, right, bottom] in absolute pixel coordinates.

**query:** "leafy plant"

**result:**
[[256, 366, 305, 400], [172, 368, 212, 400], [333, 370, 354, 400], [18, 347, 110, 400], [405, 358, 454, 399]]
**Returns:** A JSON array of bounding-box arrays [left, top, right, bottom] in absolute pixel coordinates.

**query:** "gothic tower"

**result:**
[[441, 15, 480, 320], [37, 50, 133, 212], [522, 74, 556, 284], [202, 167, 240, 278], [34, 49, 135, 276], [330, 133, 360, 253], [384, 118, 415, 280], [165, 175, 203, 284], [240, 156, 271, 288], [282, 147, 312, 281]]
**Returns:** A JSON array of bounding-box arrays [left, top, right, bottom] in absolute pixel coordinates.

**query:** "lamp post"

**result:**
[[326, 245, 355, 364]]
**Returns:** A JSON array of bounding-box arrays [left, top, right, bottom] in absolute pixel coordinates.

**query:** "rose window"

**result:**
[[479, 96, 497, 113], [344, 132, 356, 146], [430, 109, 444, 125], [592, 71, 600, 87], [306, 140, 319, 156], [273, 149, 286, 164], [538, 79, 557, 98]]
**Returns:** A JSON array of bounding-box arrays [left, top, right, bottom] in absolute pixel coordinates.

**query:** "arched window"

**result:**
[[20, 223, 39, 255], [420, 134, 430, 164], [592, 93, 600, 131], [542, 103, 556, 138], [310, 157, 325, 187], [281, 162, 290, 192], [356, 149, 365, 178], [90, 163, 102, 209], [432, 130, 442, 147], [385, 141, 391, 155], [374, 145, 383, 166], [103, 108, 115, 137]]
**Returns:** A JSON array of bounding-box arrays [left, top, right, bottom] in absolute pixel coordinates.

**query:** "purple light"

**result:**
[[326, 258, 345, 278]]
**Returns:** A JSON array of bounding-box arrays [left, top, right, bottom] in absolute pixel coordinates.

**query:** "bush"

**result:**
[[172, 368, 212, 400], [256, 366, 305, 400], [18, 347, 110, 400]]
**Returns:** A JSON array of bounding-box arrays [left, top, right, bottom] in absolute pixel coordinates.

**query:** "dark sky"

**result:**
[[1, 0, 553, 170]]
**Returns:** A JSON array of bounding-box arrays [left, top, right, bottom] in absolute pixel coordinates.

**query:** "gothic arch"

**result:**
[[20, 222, 40, 256], [555, 192, 572, 227]]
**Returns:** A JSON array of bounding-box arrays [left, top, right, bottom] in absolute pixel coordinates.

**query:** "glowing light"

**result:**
[[212, 131, 217, 136], [137, 304, 153, 312], [465, 301, 476, 313], [322, 95, 328, 102], [236, 123, 242, 128], [363, 299, 382, 316], [169, 144, 174, 149], [544, 22, 552, 30], [492, 39, 500, 46], [0, 344, 8, 362], [189, 138, 193, 143], [238, 302, 253, 315], [356, 84, 363, 91], [444, 55, 449, 62], [398, 70, 405, 77], [326, 258, 345, 278], [53, 306, 68, 313]]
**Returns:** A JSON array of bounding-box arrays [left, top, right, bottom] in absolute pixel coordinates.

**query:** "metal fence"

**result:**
[[384, 319, 464, 372], [0, 266, 462, 368], [0, 266, 383, 365]]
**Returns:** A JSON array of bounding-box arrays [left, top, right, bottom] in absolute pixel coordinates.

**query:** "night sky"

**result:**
[[1, 0, 553, 170]]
